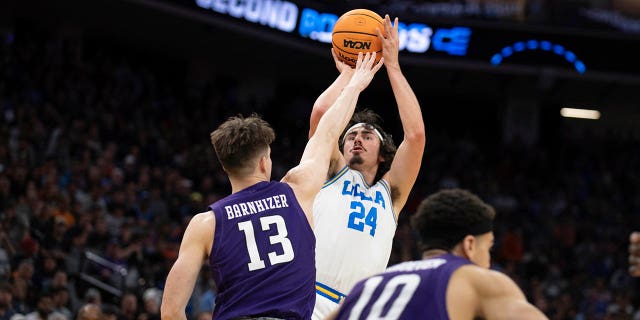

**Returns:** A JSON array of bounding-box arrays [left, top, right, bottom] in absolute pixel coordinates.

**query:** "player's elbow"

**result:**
[[405, 127, 426, 147], [309, 107, 328, 139]]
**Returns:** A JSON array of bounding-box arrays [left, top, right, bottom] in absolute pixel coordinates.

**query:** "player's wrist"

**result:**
[[342, 84, 361, 93], [339, 69, 355, 78], [385, 62, 401, 73]]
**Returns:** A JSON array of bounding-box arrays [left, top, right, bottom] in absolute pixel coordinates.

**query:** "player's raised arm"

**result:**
[[377, 15, 426, 215], [309, 49, 354, 139], [284, 53, 383, 215]]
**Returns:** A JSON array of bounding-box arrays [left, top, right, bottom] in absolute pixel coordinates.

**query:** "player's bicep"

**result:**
[[309, 106, 326, 138], [161, 213, 214, 317], [386, 140, 424, 210], [478, 270, 548, 320]]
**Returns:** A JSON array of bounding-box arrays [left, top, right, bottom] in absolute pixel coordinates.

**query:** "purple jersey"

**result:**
[[208, 181, 315, 320], [335, 253, 471, 320]]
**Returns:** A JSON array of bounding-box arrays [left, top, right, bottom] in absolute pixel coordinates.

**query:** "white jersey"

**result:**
[[312, 166, 397, 316]]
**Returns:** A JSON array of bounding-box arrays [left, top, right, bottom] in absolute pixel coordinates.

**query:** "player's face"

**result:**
[[472, 232, 494, 269], [342, 127, 382, 169]]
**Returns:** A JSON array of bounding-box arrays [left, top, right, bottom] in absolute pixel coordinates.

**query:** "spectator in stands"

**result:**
[[51, 288, 72, 320], [76, 303, 102, 320], [119, 293, 137, 320], [0, 281, 16, 320], [139, 288, 160, 320], [24, 292, 65, 320]]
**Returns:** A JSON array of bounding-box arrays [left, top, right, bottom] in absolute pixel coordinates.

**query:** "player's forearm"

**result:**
[[319, 71, 354, 109], [160, 310, 187, 320], [387, 68, 425, 142], [317, 85, 360, 142], [160, 301, 188, 320], [310, 72, 353, 137]]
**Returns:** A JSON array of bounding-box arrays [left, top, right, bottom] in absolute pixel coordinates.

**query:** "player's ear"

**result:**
[[461, 235, 475, 260], [258, 155, 267, 174]]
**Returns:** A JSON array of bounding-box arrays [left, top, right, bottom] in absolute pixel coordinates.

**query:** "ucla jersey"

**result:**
[[313, 166, 396, 311], [335, 254, 472, 320]]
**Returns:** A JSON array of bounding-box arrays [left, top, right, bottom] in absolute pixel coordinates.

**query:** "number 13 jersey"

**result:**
[[209, 181, 315, 320], [313, 166, 397, 296]]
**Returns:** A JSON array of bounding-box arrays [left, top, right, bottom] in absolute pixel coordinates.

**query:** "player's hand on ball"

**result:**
[[377, 14, 400, 70], [347, 52, 384, 92], [332, 48, 354, 74]]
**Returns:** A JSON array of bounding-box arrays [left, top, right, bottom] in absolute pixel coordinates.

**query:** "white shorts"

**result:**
[[312, 292, 341, 320], [312, 281, 348, 320]]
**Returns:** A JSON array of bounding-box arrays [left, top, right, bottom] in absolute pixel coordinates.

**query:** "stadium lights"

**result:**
[[560, 107, 601, 120]]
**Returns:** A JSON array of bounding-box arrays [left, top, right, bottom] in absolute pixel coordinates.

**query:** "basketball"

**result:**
[[332, 9, 384, 67]]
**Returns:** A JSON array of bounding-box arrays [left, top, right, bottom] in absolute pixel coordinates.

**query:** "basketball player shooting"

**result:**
[[309, 13, 426, 320], [160, 52, 384, 320]]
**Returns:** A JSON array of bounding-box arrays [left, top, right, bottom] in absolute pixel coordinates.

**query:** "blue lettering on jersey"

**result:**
[[341, 181, 386, 209], [347, 201, 377, 236]]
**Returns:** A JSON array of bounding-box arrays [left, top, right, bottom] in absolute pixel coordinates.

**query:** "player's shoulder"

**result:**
[[188, 210, 215, 227], [454, 265, 522, 297], [281, 166, 306, 189]]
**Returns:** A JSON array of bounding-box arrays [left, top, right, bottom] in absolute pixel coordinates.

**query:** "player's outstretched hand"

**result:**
[[347, 52, 384, 92], [376, 14, 399, 70]]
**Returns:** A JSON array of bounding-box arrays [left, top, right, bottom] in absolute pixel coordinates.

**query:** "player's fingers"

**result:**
[[384, 14, 391, 35], [376, 27, 385, 40], [394, 17, 399, 33], [631, 232, 640, 243], [364, 52, 374, 69], [355, 52, 364, 69], [366, 52, 376, 69], [372, 57, 384, 73]]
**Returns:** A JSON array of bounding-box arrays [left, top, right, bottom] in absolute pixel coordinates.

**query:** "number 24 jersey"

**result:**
[[313, 166, 397, 295]]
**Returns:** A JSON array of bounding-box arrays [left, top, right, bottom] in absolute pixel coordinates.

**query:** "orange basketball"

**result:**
[[332, 9, 383, 67]]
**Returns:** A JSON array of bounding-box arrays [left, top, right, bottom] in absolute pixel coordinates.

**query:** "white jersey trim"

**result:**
[[322, 165, 350, 189]]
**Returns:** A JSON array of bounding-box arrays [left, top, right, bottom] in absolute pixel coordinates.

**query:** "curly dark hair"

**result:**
[[411, 189, 496, 252], [338, 109, 397, 184], [210, 114, 275, 176]]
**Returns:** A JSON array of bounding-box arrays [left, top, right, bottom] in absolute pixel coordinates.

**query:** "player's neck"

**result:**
[[361, 170, 377, 186], [422, 249, 448, 259], [229, 174, 268, 194], [349, 166, 378, 185]]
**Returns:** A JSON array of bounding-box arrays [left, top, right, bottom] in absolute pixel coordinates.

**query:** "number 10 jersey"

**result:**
[[209, 181, 315, 320], [313, 166, 397, 297]]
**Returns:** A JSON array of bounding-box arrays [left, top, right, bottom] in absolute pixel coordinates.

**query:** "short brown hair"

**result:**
[[210, 114, 275, 175]]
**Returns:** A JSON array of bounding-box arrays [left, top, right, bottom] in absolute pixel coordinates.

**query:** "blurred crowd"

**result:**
[[344, 0, 640, 27], [1, 21, 640, 320]]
